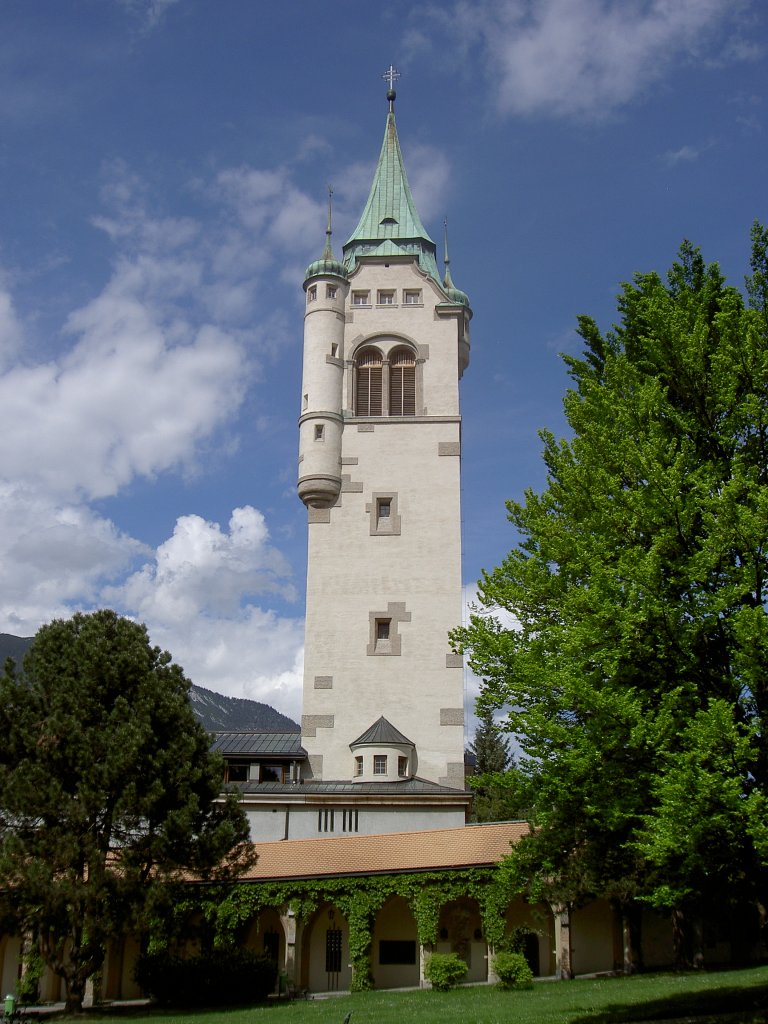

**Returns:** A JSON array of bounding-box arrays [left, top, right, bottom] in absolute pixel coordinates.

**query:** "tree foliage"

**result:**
[[468, 712, 532, 823], [452, 225, 768, 966], [0, 610, 253, 1011]]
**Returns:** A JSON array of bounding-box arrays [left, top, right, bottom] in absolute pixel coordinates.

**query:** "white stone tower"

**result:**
[[298, 75, 472, 806]]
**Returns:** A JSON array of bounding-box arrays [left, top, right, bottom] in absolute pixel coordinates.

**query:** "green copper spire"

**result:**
[[343, 72, 441, 283], [442, 218, 470, 308], [304, 185, 348, 286]]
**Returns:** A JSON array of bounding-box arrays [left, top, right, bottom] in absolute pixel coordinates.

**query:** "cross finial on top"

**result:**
[[382, 64, 400, 111]]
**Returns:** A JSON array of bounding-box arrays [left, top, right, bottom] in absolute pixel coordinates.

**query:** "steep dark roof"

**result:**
[[210, 732, 307, 757], [350, 716, 413, 747]]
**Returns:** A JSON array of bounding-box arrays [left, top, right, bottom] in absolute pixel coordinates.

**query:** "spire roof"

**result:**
[[304, 186, 348, 286], [343, 99, 441, 284]]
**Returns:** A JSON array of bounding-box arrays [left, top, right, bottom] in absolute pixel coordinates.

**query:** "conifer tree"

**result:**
[[0, 610, 253, 1011]]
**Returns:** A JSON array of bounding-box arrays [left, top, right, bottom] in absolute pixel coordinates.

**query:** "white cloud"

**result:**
[[0, 157, 315, 720], [105, 507, 304, 719], [0, 286, 23, 372], [410, 0, 755, 120], [118, 0, 182, 31]]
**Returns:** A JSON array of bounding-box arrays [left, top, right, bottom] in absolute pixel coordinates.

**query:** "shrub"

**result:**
[[424, 952, 468, 991], [492, 950, 534, 990], [134, 948, 276, 1007]]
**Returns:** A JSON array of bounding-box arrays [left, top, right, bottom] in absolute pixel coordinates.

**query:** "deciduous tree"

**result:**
[[0, 610, 253, 1011], [452, 225, 768, 968]]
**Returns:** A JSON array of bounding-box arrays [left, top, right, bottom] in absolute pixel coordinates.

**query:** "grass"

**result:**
[[74, 965, 768, 1024]]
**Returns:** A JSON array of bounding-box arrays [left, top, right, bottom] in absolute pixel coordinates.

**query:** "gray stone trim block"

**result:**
[[341, 474, 363, 493], [314, 675, 333, 689], [439, 762, 467, 788], [308, 508, 331, 524], [325, 355, 344, 367], [445, 653, 464, 668], [367, 601, 411, 656], [302, 714, 335, 737], [365, 491, 402, 536], [357, 423, 375, 432], [440, 707, 464, 726], [438, 441, 461, 456], [308, 754, 323, 777], [341, 457, 359, 466]]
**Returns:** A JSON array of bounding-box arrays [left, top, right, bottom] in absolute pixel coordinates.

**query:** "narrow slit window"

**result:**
[[314, 424, 325, 441]]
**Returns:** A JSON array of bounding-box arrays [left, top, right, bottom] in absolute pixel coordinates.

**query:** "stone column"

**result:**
[[280, 908, 298, 990]]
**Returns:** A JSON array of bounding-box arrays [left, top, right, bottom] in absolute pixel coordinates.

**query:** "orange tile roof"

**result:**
[[237, 822, 530, 881]]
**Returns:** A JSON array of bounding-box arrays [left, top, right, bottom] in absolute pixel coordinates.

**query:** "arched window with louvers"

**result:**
[[355, 347, 383, 416], [389, 347, 416, 416]]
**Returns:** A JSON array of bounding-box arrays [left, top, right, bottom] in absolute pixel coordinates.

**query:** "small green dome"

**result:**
[[444, 283, 470, 307], [304, 256, 348, 285]]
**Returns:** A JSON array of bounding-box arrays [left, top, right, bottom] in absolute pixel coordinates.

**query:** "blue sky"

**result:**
[[1, 0, 765, 730]]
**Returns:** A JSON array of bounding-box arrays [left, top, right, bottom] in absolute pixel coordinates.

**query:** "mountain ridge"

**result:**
[[0, 632, 299, 733]]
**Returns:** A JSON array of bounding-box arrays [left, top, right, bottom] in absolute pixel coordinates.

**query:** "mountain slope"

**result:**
[[0, 633, 298, 733]]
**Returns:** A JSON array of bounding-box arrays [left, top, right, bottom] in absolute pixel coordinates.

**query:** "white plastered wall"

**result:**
[[301, 257, 467, 787]]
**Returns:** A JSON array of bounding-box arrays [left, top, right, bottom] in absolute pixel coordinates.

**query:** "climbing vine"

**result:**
[[143, 866, 531, 988]]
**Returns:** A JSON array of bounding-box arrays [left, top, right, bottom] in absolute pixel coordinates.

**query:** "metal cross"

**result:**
[[382, 64, 401, 91]]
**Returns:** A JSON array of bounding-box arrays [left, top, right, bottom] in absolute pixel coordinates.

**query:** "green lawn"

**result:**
[[78, 965, 768, 1024]]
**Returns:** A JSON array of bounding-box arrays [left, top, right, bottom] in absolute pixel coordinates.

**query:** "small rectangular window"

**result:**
[[377, 499, 391, 520], [377, 290, 395, 305], [376, 619, 390, 641], [352, 291, 370, 305], [354, 755, 363, 776], [403, 290, 421, 305], [326, 285, 337, 299], [307, 285, 317, 302], [373, 754, 387, 775], [314, 424, 324, 441], [331, 342, 338, 357], [398, 756, 408, 777]]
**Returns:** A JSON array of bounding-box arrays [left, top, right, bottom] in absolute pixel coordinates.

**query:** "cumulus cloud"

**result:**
[[0, 157, 316, 716], [105, 507, 304, 718], [408, 0, 756, 120]]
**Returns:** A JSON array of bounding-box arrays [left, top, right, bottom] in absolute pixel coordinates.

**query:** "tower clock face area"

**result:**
[[298, 84, 471, 809]]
